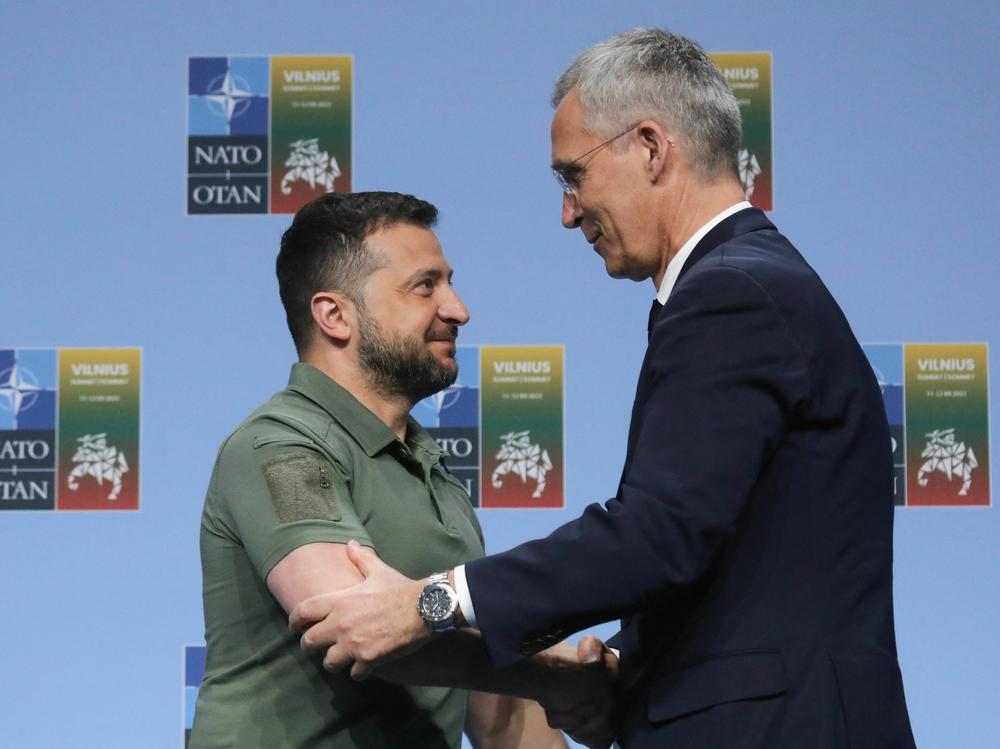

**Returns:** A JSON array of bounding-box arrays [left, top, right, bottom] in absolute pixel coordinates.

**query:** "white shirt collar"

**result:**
[[655, 201, 753, 305]]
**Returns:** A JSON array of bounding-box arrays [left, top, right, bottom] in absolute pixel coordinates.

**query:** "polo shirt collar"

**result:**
[[286, 363, 443, 460], [405, 416, 446, 459]]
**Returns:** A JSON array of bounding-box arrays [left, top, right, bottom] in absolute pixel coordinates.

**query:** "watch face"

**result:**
[[420, 585, 454, 622]]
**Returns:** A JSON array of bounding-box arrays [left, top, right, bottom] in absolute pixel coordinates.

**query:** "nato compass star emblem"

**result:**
[[204, 71, 254, 124], [416, 380, 470, 428], [0, 364, 42, 416]]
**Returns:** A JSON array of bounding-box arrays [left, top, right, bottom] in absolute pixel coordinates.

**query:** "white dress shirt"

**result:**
[[656, 200, 751, 305]]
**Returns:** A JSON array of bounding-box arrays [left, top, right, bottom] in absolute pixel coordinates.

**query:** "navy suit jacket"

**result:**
[[465, 209, 916, 748]]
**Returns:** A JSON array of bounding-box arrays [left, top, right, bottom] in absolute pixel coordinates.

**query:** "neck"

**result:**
[[302, 348, 412, 440], [651, 175, 747, 290]]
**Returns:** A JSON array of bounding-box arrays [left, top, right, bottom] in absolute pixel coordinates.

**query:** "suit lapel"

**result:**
[[618, 208, 775, 491], [677, 207, 774, 284]]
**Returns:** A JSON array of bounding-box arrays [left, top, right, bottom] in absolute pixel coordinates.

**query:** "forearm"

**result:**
[[519, 699, 569, 749], [465, 693, 567, 749], [375, 629, 574, 703]]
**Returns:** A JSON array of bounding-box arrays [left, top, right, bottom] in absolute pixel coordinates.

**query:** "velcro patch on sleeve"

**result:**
[[261, 451, 341, 523]]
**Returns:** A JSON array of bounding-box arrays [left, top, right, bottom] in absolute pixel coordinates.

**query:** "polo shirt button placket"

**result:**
[[425, 465, 457, 534]]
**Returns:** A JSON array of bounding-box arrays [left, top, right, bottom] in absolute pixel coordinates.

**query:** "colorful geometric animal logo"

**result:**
[[491, 430, 552, 499], [917, 428, 978, 497], [67, 433, 130, 501], [281, 138, 341, 195]]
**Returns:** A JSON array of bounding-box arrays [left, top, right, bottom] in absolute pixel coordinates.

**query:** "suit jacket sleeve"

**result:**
[[464, 264, 811, 667]]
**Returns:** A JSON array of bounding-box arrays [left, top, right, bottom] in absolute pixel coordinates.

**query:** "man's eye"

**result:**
[[564, 170, 583, 188]]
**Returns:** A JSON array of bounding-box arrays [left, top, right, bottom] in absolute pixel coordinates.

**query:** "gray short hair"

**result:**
[[553, 28, 741, 179]]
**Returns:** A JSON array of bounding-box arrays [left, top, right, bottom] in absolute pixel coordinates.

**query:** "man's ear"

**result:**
[[636, 120, 674, 183], [310, 291, 353, 344]]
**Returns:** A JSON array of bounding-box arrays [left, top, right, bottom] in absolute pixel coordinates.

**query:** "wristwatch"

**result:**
[[417, 571, 459, 632]]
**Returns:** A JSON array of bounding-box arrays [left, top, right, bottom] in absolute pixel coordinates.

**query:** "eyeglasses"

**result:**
[[552, 122, 640, 196]]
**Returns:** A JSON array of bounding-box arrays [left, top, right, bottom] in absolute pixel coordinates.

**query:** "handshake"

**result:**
[[529, 635, 621, 748], [289, 541, 620, 749]]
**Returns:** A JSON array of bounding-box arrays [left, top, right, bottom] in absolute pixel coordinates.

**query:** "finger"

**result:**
[[299, 619, 344, 652], [321, 643, 354, 672], [299, 622, 336, 653], [345, 539, 380, 577], [577, 635, 604, 664], [350, 659, 374, 681], [289, 594, 333, 632]]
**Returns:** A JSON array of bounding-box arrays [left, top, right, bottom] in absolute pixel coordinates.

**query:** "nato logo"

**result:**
[[188, 57, 268, 136], [0, 349, 56, 430], [0, 349, 57, 509], [188, 57, 269, 214]]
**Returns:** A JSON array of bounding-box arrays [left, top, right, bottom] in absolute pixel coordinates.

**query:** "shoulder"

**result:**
[[664, 259, 787, 327], [697, 227, 815, 294], [653, 250, 812, 402], [672, 227, 841, 337], [212, 390, 349, 481], [218, 411, 313, 464]]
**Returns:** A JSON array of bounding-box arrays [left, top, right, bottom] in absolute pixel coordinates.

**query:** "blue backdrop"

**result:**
[[1, 2, 997, 746]]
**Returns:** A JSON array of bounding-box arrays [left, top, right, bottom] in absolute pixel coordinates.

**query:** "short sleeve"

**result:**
[[208, 428, 373, 581]]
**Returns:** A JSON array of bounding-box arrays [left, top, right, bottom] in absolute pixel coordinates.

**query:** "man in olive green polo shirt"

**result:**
[[191, 192, 610, 748]]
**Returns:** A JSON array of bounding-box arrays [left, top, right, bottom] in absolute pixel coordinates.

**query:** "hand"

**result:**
[[540, 636, 619, 749], [289, 540, 431, 679]]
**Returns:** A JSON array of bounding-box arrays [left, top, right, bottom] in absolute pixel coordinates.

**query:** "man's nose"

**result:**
[[440, 287, 470, 326], [561, 193, 583, 229]]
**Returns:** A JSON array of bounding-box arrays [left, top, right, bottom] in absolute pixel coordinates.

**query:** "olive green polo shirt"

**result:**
[[190, 363, 485, 749]]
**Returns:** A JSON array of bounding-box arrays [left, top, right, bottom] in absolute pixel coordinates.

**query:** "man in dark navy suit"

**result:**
[[290, 28, 916, 749]]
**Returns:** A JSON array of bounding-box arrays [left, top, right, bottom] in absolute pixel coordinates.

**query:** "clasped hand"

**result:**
[[538, 636, 620, 749], [289, 540, 620, 748]]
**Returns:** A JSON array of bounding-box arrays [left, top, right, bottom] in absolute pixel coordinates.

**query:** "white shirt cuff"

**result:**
[[453, 564, 478, 628]]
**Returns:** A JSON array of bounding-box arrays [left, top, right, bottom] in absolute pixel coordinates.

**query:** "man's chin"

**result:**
[[597, 249, 624, 278], [603, 258, 650, 283], [407, 366, 457, 402], [603, 260, 630, 280], [438, 358, 459, 384], [420, 355, 458, 392]]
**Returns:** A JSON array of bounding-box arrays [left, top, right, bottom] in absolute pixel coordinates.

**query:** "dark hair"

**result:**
[[276, 191, 438, 354]]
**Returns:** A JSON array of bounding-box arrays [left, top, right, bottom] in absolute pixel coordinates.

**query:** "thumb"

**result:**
[[577, 635, 605, 665], [345, 539, 379, 577]]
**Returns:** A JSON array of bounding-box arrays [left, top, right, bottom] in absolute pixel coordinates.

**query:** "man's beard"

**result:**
[[355, 304, 457, 402]]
